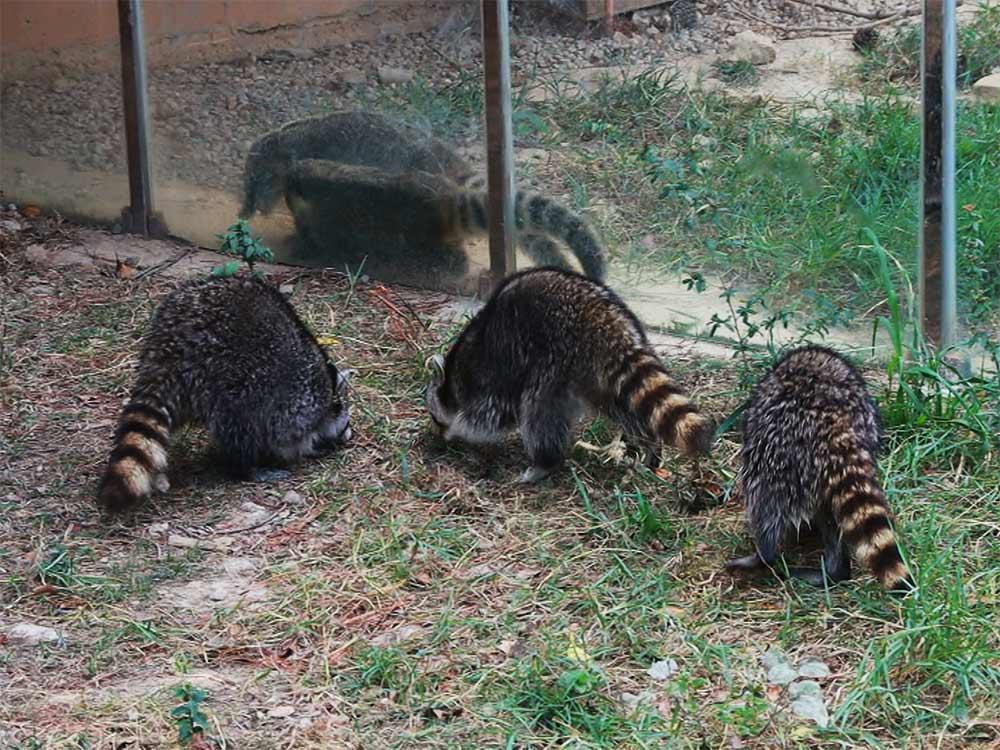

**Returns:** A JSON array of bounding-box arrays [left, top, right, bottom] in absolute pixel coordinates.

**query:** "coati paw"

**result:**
[[519, 466, 553, 484], [788, 566, 841, 587], [725, 553, 767, 571], [252, 468, 291, 483], [152, 474, 171, 494]]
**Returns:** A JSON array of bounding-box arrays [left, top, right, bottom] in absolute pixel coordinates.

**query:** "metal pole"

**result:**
[[919, 0, 957, 350], [481, 0, 516, 293], [117, 0, 155, 237], [605, 0, 615, 35]]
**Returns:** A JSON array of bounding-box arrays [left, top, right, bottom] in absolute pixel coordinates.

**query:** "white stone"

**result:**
[[377, 66, 414, 84], [341, 68, 366, 85], [972, 72, 1000, 103], [7, 622, 64, 646], [647, 658, 679, 681], [727, 30, 777, 65]]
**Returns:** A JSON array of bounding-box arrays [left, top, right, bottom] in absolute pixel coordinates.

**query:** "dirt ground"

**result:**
[[3, 202, 998, 750]]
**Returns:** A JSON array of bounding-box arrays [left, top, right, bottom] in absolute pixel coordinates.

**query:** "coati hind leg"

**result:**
[[787, 511, 852, 586], [726, 505, 781, 574], [518, 391, 581, 483]]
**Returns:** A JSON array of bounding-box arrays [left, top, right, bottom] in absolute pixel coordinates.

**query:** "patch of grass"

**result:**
[[858, 4, 1000, 89], [532, 66, 1000, 329], [713, 59, 760, 87]]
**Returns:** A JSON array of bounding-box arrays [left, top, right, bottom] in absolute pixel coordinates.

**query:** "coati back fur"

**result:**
[[285, 160, 607, 281], [241, 110, 606, 280], [727, 345, 913, 594], [239, 110, 474, 219], [97, 276, 351, 513], [425, 267, 714, 482]]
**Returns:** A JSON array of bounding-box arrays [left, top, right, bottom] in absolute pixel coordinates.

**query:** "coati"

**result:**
[[97, 276, 351, 513], [240, 110, 606, 279], [285, 160, 607, 281], [727, 346, 913, 594], [239, 111, 475, 219], [425, 267, 714, 482]]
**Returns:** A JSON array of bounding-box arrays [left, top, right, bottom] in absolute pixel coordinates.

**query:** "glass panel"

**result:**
[[143, 1, 487, 294], [1, 1, 129, 224], [504, 1, 973, 353]]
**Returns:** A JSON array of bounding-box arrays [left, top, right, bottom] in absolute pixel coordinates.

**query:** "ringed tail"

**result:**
[[454, 190, 608, 281], [615, 349, 714, 458], [97, 397, 173, 512], [829, 453, 913, 594]]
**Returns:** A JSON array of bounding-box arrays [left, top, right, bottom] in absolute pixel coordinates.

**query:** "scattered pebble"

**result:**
[[7, 622, 65, 647], [647, 658, 680, 681]]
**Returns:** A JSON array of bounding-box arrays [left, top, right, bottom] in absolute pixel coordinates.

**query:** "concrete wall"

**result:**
[[1, 0, 448, 79]]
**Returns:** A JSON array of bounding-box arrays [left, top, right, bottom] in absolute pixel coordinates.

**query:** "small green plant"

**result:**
[[213, 220, 273, 277], [350, 645, 415, 693], [712, 59, 760, 87], [170, 683, 211, 746], [869, 232, 998, 462], [36, 544, 76, 589]]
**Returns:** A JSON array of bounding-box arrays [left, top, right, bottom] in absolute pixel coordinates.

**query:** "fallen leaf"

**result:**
[[654, 468, 673, 479], [21, 204, 42, 218], [315, 336, 339, 346], [565, 630, 592, 664], [115, 257, 138, 279]]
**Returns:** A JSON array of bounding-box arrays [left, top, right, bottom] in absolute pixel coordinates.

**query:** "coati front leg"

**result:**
[[518, 392, 579, 483]]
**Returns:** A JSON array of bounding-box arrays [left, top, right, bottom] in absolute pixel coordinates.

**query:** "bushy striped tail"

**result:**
[[97, 396, 173, 513], [616, 350, 714, 458], [454, 190, 608, 281], [829, 458, 913, 594]]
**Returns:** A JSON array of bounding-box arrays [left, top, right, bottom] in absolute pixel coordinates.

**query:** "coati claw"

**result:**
[[426, 353, 446, 378], [519, 466, 553, 484]]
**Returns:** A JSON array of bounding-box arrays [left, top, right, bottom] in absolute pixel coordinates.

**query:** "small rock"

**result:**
[[0, 219, 22, 234], [148, 522, 170, 535], [767, 662, 798, 685], [647, 659, 679, 681], [371, 624, 425, 648], [797, 658, 831, 679], [281, 490, 304, 505], [377, 66, 414, 84], [341, 68, 367, 85], [51, 77, 73, 93], [268, 704, 296, 719], [972, 72, 1000, 103], [789, 680, 829, 728], [279, 283, 295, 295], [727, 30, 777, 65], [167, 534, 232, 551], [613, 31, 629, 45], [7, 622, 64, 646], [620, 691, 651, 709]]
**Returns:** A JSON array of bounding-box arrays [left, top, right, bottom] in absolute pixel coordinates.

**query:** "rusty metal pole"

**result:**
[[919, 0, 957, 350], [481, 0, 516, 294], [604, 0, 615, 34], [117, 0, 155, 237]]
